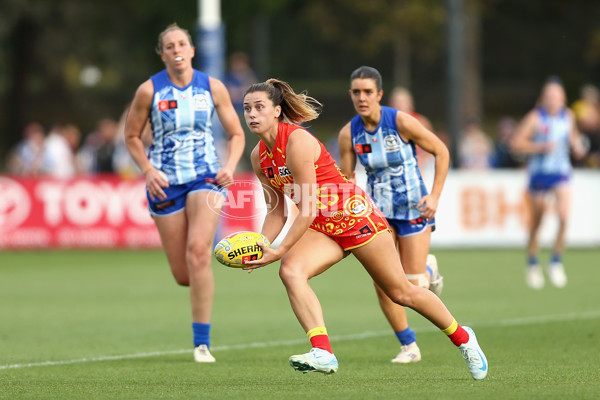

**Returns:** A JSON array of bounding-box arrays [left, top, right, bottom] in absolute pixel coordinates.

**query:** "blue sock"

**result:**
[[395, 327, 417, 346], [528, 254, 539, 267], [192, 322, 211, 348], [551, 253, 562, 264]]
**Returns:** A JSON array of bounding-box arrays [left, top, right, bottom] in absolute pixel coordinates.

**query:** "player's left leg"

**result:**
[[184, 190, 225, 362], [280, 230, 345, 374], [547, 184, 571, 287]]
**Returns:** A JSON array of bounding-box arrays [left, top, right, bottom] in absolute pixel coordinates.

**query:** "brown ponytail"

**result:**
[[244, 79, 322, 124]]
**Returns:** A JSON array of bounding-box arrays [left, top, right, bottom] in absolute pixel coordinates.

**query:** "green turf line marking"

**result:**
[[2, 309, 599, 370]]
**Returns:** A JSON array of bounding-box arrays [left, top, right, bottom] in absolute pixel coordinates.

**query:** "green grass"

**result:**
[[1, 248, 599, 399]]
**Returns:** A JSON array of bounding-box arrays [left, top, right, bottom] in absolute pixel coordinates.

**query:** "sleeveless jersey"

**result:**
[[259, 122, 388, 238], [527, 107, 572, 176], [148, 69, 220, 185], [350, 106, 428, 220]]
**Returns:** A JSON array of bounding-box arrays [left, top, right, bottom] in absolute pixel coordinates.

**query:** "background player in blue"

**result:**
[[338, 66, 448, 364], [511, 77, 586, 290], [124, 23, 245, 362]]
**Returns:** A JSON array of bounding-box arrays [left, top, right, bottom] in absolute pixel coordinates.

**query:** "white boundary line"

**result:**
[[2, 310, 599, 371]]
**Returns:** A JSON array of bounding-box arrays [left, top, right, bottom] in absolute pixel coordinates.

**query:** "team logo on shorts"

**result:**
[[359, 225, 373, 235]]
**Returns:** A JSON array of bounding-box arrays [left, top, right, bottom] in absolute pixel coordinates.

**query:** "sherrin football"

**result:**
[[214, 231, 270, 268]]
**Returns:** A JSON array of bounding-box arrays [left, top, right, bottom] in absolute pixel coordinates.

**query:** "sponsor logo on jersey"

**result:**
[[354, 143, 372, 154], [266, 167, 275, 179], [158, 100, 178, 111], [278, 166, 292, 177], [384, 134, 401, 152]]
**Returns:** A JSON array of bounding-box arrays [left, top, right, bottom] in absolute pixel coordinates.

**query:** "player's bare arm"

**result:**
[[124, 80, 168, 200], [396, 111, 449, 218], [337, 122, 357, 179], [210, 77, 245, 187]]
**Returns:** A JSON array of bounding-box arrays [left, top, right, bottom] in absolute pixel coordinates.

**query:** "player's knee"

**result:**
[[386, 290, 412, 307], [186, 241, 212, 269], [279, 262, 305, 287]]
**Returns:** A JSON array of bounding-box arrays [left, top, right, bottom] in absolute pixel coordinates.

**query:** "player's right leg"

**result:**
[[279, 230, 345, 374]]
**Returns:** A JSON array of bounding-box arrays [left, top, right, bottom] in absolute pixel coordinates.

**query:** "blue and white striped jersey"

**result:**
[[528, 107, 572, 176], [148, 69, 221, 185], [350, 106, 428, 220]]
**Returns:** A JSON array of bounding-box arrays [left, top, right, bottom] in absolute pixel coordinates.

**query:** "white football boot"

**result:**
[[427, 254, 444, 297], [547, 262, 567, 288], [193, 344, 216, 363], [391, 342, 422, 363], [526, 264, 545, 290], [458, 326, 488, 380], [289, 348, 338, 374]]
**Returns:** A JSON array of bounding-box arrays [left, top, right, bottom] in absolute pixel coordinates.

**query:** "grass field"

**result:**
[[0, 248, 599, 399]]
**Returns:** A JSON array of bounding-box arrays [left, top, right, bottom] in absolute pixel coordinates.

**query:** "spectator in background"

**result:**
[[511, 77, 586, 290], [94, 118, 119, 173], [571, 83, 600, 167], [42, 123, 81, 178], [491, 116, 524, 168], [77, 118, 119, 174], [7, 122, 46, 175], [226, 52, 258, 170], [226, 52, 258, 113], [388, 87, 436, 181], [458, 117, 493, 169]]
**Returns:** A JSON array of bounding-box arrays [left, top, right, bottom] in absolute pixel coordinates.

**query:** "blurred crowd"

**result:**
[[5, 69, 600, 177], [6, 105, 152, 178]]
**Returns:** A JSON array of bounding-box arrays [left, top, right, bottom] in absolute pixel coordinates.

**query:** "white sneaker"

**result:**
[[458, 326, 488, 380], [526, 265, 545, 290], [427, 254, 444, 297], [193, 344, 216, 363], [289, 348, 338, 374], [547, 262, 567, 288], [391, 342, 422, 363]]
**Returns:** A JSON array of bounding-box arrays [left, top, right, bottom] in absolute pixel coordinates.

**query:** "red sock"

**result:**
[[443, 319, 470, 346], [307, 327, 332, 353]]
